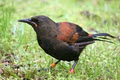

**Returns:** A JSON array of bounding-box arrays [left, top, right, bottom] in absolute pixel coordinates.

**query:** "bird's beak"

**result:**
[[18, 18, 37, 27]]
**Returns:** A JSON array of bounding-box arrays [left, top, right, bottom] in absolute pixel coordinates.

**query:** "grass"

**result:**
[[0, 0, 120, 79]]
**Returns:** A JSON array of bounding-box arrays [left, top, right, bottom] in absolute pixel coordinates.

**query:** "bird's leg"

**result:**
[[39, 60, 60, 72], [70, 60, 78, 74], [50, 60, 61, 69]]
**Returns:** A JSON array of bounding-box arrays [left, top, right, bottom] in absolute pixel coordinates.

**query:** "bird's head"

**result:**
[[18, 15, 58, 37], [18, 15, 55, 32]]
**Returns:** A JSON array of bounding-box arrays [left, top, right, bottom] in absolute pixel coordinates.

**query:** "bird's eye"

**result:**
[[31, 18, 39, 23]]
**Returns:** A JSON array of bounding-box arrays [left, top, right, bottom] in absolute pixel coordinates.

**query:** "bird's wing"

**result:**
[[56, 22, 93, 45]]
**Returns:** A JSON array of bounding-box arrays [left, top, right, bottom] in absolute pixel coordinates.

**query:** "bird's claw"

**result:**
[[38, 68, 49, 72]]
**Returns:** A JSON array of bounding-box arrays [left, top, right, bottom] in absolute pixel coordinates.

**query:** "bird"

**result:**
[[18, 15, 115, 74]]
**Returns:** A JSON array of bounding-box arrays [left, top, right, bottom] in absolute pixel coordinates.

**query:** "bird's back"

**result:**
[[56, 22, 93, 44]]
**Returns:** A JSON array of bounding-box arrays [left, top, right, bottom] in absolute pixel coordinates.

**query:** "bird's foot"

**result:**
[[70, 68, 74, 74], [38, 68, 49, 72], [42, 68, 48, 71]]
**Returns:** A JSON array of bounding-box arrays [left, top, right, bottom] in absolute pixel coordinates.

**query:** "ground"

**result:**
[[0, 0, 120, 79]]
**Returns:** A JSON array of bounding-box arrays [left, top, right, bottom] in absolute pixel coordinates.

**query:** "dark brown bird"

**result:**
[[18, 15, 115, 73]]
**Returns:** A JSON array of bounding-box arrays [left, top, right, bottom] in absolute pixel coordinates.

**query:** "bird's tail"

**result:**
[[76, 33, 115, 47], [89, 33, 115, 43]]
